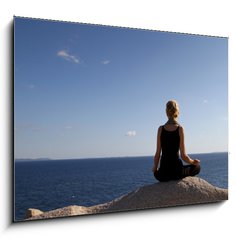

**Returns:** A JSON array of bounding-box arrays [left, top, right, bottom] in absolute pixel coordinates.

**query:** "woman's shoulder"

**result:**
[[158, 125, 163, 132], [178, 125, 184, 133]]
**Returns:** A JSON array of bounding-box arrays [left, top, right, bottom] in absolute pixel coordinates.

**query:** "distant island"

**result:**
[[15, 158, 52, 162]]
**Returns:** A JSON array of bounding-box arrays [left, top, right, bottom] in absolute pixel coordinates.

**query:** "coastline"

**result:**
[[14, 153, 228, 221], [23, 177, 228, 221]]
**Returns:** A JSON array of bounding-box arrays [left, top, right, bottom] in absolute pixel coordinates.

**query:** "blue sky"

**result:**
[[14, 17, 228, 159]]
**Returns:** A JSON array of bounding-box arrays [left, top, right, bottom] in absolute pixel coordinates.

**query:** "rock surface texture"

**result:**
[[25, 177, 228, 221]]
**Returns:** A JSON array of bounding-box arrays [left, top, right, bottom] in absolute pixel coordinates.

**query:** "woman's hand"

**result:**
[[192, 159, 200, 165]]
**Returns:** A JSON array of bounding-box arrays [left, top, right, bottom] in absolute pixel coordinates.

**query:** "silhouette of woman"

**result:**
[[153, 100, 201, 181]]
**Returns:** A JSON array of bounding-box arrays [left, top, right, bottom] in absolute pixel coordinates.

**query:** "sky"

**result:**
[[14, 17, 228, 159]]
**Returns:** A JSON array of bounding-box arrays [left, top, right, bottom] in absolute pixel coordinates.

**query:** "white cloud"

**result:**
[[26, 84, 35, 89], [28, 84, 35, 89], [57, 50, 80, 64], [126, 130, 136, 137], [101, 60, 111, 65], [202, 99, 208, 104]]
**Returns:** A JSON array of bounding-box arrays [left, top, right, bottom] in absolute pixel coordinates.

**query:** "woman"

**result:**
[[152, 100, 201, 182]]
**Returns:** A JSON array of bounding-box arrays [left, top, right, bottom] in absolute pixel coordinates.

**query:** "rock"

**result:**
[[25, 208, 44, 219], [25, 177, 228, 221]]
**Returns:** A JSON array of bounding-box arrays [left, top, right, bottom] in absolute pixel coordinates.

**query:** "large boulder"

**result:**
[[25, 177, 228, 220]]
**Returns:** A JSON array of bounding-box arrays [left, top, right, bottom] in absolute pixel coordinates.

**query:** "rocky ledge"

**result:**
[[25, 177, 228, 221]]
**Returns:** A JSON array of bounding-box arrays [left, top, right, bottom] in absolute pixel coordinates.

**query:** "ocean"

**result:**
[[14, 152, 228, 221]]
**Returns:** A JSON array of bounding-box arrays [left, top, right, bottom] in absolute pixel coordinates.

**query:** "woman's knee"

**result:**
[[153, 170, 169, 182], [195, 163, 201, 174], [192, 163, 201, 175], [153, 170, 160, 181]]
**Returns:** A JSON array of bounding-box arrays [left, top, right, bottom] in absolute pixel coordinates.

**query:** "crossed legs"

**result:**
[[154, 164, 201, 182]]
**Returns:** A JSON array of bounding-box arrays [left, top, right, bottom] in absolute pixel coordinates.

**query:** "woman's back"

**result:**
[[159, 124, 183, 176], [161, 124, 180, 157]]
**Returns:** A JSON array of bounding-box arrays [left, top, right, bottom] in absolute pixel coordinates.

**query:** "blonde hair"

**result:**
[[166, 100, 179, 119]]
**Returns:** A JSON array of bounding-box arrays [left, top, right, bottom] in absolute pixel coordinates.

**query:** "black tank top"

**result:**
[[159, 125, 183, 175]]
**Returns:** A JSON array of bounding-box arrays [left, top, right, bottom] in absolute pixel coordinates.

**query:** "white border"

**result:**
[[1, 1, 236, 239]]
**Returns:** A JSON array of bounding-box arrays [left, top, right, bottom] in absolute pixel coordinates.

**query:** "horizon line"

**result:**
[[15, 151, 228, 161]]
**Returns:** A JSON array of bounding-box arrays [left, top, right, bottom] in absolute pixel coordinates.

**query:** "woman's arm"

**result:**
[[152, 126, 162, 172], [179, 126, 200, 165]]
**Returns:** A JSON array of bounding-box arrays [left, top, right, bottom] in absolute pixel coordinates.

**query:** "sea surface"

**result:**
[[14, 152, 228, 221]]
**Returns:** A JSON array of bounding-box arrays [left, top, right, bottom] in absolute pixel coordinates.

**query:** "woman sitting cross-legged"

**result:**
[[152, 100, 201, 182]]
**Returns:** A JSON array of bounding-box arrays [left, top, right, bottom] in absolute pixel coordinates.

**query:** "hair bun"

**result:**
[[166, 100, 179, 118]]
